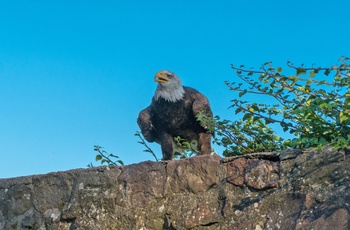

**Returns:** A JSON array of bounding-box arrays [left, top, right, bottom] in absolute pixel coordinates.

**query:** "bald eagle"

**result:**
[[137, 70, 214, 160]]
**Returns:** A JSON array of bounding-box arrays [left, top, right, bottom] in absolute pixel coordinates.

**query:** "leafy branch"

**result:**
[[215, 56, 350, 156], [87, 145, 124, 167], [173, 136, 199, 159], [135, 131, 159, 162]]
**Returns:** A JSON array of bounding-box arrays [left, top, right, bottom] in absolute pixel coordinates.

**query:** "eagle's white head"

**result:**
[[153, 70, 185, 102]]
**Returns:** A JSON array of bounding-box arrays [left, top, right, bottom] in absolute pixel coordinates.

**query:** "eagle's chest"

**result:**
[[150, 98, 193, 130]]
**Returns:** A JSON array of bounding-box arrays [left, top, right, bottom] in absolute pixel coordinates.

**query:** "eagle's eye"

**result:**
[[167, 74, 173, 79]]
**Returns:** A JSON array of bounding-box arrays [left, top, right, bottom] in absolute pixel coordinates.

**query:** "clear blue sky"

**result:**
[[1, 1, 349, 178]]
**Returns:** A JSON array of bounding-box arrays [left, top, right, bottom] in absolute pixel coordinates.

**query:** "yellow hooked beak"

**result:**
[[154, 71, 169, 83]]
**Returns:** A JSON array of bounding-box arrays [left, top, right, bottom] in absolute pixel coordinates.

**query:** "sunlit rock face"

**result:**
[[0, 148, 349, 229]]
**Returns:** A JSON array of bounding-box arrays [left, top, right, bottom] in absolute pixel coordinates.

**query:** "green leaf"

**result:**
[[109, 154, 119, 158], [296, 68, 306, 76], [242, 113, 252, 121], [340, 112, 349, 123], [95, 154, 102, 161], [309, 71, 316, 77], [316, 80, 327, 85], [324, 69, 331, 76], [235, 108, 243, 114], [239, 90, 247, 97]]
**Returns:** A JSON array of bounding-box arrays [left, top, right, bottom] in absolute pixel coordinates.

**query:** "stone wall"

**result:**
[[0, 147, 349, 229]]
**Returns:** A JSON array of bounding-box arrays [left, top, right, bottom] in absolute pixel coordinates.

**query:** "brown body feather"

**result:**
[[137, 86, 213, 160]]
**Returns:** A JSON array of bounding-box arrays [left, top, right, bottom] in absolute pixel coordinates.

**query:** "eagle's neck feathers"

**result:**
[[154, 85, 185, 103]]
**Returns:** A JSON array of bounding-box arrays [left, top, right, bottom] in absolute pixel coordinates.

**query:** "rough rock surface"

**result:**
[[0, 147, 349, 229]]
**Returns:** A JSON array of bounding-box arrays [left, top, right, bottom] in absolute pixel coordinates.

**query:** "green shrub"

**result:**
[[213, 56, 350, 156]]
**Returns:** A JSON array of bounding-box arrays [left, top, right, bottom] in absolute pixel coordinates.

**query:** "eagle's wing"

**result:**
[[137, 108, 156, 142], [192, 93, 214, 134], [192, 93, 214, 154]]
